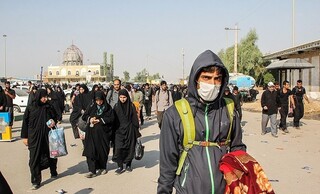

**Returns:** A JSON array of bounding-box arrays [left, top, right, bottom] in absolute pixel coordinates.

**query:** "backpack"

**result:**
[[156, 89, 170, 103], [174, 97, 234, 175]]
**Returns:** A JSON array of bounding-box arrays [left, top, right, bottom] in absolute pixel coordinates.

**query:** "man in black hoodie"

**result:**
[[157, 50, 246, 194]]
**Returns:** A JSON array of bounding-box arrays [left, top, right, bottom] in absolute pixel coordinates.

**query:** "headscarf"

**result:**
[[94, 91, 106, 115], [117, 89, 133, 121], [34, 89, 48, 106]]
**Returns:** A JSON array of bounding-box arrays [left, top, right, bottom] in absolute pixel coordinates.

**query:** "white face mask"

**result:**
[[197, 82, 221, 102]]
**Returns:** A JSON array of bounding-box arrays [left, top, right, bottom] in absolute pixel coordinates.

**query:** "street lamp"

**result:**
[[3, 35, 7, 78], [225, 24, 240, 73]]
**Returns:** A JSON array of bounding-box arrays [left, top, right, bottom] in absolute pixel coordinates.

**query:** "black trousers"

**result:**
[[293, 101, 304, 127], [30, 158, 57, 185], [86, 156, 108, 174], [279, 105, 288, 129], [139, 106, 144, 125], [144, 100, 152, 117]]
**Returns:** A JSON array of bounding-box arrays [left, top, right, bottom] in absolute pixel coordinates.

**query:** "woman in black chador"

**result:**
[[69, 84, 92, 139], [82, 91, 114, 178], [113, 89, 141, 174], [20, 89, 58, 190]]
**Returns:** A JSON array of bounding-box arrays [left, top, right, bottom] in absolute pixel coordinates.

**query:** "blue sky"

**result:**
[[0, 0, 319, 82]]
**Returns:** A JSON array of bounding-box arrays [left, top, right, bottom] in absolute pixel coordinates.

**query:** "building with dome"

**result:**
[[45, 44, 114, 83]]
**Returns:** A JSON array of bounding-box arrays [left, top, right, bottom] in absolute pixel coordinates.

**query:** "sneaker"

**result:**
[[295, 126, 301, 130], [115, 167, 124, 175], [85, 172, 97, 178], [126, 166, 133, 172], [100, 169, 108, 175], [30, 184, 40, 190], [261, 132, 266, 135], [283, 129, 289, 133], [272, 134, 278, 138]]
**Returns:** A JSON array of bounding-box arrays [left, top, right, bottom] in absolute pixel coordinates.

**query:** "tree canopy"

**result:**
[[218, 29, 272, 85]]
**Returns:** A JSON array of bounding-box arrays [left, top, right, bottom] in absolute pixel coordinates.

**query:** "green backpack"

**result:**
[[174, 97, 234, 175]]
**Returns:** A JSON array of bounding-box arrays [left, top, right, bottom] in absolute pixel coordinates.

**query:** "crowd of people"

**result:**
[[260, 79, 309, 138], [4, 51, 307, 193], [16, 77, 188, 190]]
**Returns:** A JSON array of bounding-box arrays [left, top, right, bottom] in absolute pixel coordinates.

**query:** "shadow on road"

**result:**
[[74, 187, 94, 194], [141, 119, 158, 128], [41, 161, 87, 186], [134, 150, 159, 169], [141, 134, 160, 144], [106, 149, 159, 172]]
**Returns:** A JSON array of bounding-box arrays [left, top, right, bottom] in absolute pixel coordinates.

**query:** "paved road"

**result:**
[[0, 111, 319, 194]]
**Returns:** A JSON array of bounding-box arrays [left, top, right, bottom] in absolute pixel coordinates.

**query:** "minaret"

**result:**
[[110, 54, 114, 81], [103, 52, 108, 78]]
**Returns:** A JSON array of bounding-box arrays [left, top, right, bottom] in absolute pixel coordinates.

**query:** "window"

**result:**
[[76, 71, 79, 76], [68, 71, 71, 75], [49, 71, 52, 75], [96, 70, 99, 75], [56, 71, 59, 75]]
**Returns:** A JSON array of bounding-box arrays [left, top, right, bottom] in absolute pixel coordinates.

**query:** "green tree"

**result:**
[[218, 29, 265, 80], [133, 68, 148, 83], [150, 73, 161, 80], [263, 72, 275, 85], [123, 71, 130, 82]]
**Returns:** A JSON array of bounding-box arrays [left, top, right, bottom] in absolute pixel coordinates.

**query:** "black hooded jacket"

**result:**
[[157, 50, 246, 194]]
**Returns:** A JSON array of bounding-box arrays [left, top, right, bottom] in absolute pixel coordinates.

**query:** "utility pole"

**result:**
[[3, 35, 7, 78], [225, 24, 240, 73], [182, 48, 185, 82], [292, 0, 295, 46]]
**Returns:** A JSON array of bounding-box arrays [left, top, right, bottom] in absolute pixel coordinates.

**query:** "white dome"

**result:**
[[63, 44, 83, 66]]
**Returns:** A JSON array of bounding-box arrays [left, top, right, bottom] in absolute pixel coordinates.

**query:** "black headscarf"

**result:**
[[33, 89, 48, 107], [117, 89, 132, 121], [94, 91, 106, 116]]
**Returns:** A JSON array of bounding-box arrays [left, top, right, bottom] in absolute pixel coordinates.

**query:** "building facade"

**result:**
[[264, 40, 320, 99], [45, 44, 114, 83]]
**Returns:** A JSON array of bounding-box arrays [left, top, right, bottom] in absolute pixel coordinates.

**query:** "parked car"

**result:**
[[12, 89, 29, 113], [13, 85, 29, 93]]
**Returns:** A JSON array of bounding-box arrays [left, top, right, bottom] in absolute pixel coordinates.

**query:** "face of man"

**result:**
[[268, 86, 275, 92], [113, 80, 120, 91], [297, 82, 302, 88], [233, 89, 238, 94], [5, 83, 10, 89], [275, 84, 280, 90], [196, 71, 222, 89], [119, 95, 127, 103], [161, 84, 167, 91], [284, 82, 290, 89], [145, 85, 149, 90]]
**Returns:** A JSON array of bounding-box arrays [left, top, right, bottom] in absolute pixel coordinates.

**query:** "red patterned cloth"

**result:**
[[219, 150, 275, 194]]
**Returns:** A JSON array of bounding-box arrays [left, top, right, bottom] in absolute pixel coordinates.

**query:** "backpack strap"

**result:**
[[223, 97, 234, 149], [175, 98, 195, 175]]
